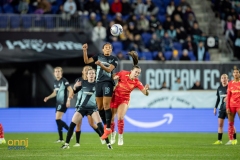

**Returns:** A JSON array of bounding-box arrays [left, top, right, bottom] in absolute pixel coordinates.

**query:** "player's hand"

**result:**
[[223, 97, 227, 102], [95, 60, 102, 66], [66, 100, 71, 108], [226, 108, 230, 114], [74, 80, 82, 89], [145, 84, 149, 90], [82, 43, 88, 51], [113, 75, 119, 80], [44, 97, 49, 102], [213, 108, 216, 116]]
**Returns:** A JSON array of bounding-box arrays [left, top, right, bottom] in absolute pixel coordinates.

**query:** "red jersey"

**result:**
[[226, 80, 240, 108], [113, 70, 145, 99]]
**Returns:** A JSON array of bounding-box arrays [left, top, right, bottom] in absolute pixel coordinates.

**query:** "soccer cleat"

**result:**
[[55, 140, 64, 143], [225, 140, 235, 145], [107, 143, 113, 149], [234, 139, 238, 144], [61, 143, 70, 149], [101, 129, 112, 140], [73, 143, 80, 147], [213, 140, 222, 145], [0, 138, 6, 144], [118, 134, 123, 145], [111, 131, 117, 144], [100, 137, 106, 144]]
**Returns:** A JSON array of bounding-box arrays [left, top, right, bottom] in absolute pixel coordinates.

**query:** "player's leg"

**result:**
[[101, 82, 114, 139], [73, 119, 82, 147], [55, 111, 65, 142], [226, 108, 236, 145], [213, 117, 224, 144], [61, 112, 83, 149], [91, 111, 113, 149], [87, 115, 105, 144], [0, 123, 6, 144], [96, 97, 106, 127], [110, 108, 118, 144], [117, 103, 129, 146]]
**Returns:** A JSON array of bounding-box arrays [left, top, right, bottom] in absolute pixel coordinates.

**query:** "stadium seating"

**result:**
[[10, 14, 20, 28]]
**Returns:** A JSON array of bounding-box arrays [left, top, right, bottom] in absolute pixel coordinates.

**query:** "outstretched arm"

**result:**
[[141, 84, 149, 96], [44, 90, 57, 102], [82, 43, 94, 64]]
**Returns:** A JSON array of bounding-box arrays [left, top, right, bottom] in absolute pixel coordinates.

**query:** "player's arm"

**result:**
[[96, 57, 118, 73], [73, 80, 82, 94], [96, 62, 115, 73], [226, 83, 231, 114], [44, 90, 57, 102], [214, 90, 220, 115], [82, 43, 94, 64], [140, 84, 150, 96]]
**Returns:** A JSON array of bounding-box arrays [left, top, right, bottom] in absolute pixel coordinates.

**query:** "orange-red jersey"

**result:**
[[113, 70, 145, 100], [226, 80, 240, 109]]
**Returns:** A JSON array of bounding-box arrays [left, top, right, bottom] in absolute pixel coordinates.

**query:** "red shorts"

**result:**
[[110, 95, 129, 109], [229, 107, 240, 114]]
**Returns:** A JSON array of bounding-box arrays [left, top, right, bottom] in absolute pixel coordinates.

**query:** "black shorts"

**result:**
[[78, 109, 98, 117], [56, 104, 67, 113], [95, 81, 114, 97], [218, 111, 228, 119]]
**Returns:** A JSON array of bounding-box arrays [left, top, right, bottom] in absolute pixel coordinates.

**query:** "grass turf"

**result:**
[[0, 133, 239, 160]]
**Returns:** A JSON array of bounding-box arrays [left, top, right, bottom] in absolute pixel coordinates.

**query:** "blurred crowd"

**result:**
[[211, 0, 240, 60], [0, 0, 211, 61]]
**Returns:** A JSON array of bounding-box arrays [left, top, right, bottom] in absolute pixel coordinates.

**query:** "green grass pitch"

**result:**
[[0, 133, 239, 160]]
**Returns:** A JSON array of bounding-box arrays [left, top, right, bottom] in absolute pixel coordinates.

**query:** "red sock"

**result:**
[[0, 123, 4, 138], [228, 122, 234, 140], [118, 120, 124, 134], [110, 122, 115, 132]]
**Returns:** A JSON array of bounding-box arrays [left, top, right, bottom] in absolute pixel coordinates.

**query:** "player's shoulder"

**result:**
[[62, 77, 70, 85]]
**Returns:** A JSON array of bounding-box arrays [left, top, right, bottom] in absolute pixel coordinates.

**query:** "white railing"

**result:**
[[0, 14, 88, 31], [0, 71, 8, 108]]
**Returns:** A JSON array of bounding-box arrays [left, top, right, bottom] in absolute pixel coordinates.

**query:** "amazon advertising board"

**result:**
[[129, 90, 216, 109], [119, 61, 240, 90], [1, 108, 240, 132]]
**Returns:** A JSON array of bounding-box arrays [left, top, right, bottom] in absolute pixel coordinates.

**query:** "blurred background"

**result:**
[[0, 0, 240, 132]]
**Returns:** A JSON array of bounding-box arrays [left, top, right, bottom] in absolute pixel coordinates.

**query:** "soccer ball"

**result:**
[[110, 24, 123, 37]]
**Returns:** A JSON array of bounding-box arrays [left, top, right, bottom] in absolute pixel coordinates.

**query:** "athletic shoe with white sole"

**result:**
[[111, 131, 117, 144], [107, 143, 113, 149], [0, 138, 6, 144], [100, 138, 106, 144], [118, 134, 123, 146], [213, 140, 222, 145], [55, 140, 64, 143], [61, 143, 70, 149], [73, 143, 80, 147]]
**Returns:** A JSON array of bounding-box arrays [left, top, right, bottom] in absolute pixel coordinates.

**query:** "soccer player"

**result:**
[[61, 68, 112, 149], [226, 66, 240, 145], [44, 67, 74, 143], [0, 123, 6, 144], [213, 74, 237, 145], [110, 51, 150, 145], [72, 65, 104, 146], [82, 43, 118, 139]]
